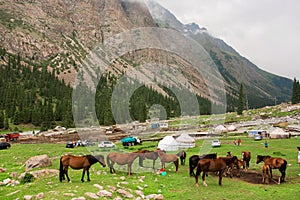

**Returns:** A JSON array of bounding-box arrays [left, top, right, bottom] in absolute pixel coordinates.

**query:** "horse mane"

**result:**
[[86, 155, 100, 165]]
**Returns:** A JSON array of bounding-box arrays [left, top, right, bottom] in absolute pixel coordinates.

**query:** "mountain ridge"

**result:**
[[0, 0, 293, 111]]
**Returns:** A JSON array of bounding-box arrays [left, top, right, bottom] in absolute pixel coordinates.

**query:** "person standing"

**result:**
[[264, 140, 268, 150], [238, 138, 242, 146]]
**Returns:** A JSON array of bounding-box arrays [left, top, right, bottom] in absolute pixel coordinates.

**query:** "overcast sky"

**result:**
[[155, 0, 300, 80]]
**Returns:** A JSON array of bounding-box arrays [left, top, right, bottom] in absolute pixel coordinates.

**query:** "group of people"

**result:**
[[233, 138, 242, 146]]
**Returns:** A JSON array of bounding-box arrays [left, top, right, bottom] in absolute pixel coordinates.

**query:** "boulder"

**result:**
[[25, 155, 51, 171]]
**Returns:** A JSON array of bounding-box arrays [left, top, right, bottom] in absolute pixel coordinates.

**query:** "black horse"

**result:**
[[189, 153, 217, 177], [177, 150, 187, 166]]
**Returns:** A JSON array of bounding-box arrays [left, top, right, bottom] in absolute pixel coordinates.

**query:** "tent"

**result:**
[[176, 133, 195, 149], [214, 125, 227, 133], [158, 136, 179, 151], [227, 125, 237, 132], [269, 128, 290, 139]]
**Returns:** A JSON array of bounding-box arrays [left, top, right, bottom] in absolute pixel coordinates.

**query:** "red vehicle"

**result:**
[[5, 133, 20, 142]]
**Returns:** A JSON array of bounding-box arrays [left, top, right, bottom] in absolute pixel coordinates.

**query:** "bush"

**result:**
[[21, 173, 35, 184]]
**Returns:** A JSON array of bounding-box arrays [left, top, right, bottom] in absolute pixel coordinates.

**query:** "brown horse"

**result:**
[[177, 150, 187, 166], [262, 164, 270, 184], [107, 152, 142, 175], [59, 154, 106, 182], [195, 158, 227, 187], [256, 155, 287, 183], [155, 149, 179, 172], [189, 153, 217, 177], [134, 150, 158, 169], [241, 151, 251, 171]]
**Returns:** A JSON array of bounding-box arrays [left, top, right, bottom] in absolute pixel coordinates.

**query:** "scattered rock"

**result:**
[[145, 194, 164, 200], [36, 192, 44, 199], [10, 172, 19, 178], [97, 190, 113, 198], [93, 184, 103, 190], [117, 189, 134, 199], [85, 192, 99, 199], [108, 185, 116, 192], [24, 195, 34, 200], [0, 168, 6, 173], [120, 176, 126, 181], [25, 155, 51, 171], [64, 193, 76, 197], [120, 181, 129, 185], [0, 178, 20, 186], [19, 169, 59, 180], [134, 190, 144, 198], [6, 190, 21, 196], [137, 186, 143, 190], [114, 196, 122, 200], [71, 197, 86, 200]]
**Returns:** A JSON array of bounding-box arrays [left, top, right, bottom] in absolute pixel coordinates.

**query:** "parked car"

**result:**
[[98, 141, 116, 148], [212, 139, 221, 147], [254, 134, 263, 141], [66, 141, 74, 148], [0, 142, 11, 150]]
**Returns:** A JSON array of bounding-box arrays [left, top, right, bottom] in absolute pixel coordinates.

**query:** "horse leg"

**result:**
[[152, 160, 156, 170], [269, 168, 273, 180], [64, 166, 70, 182], [174, 159, 179, 172], [87, 167, 91, 182], [128, 163, 132, 176], [81, 169, 85, 182], [202, 170, 208, 187], [218, 170, 224, 186], [195, 165, 201, 187]]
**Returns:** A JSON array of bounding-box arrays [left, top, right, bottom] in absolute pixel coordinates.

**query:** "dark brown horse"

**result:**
[[241, 151, 251, 171], [177, 150, 187, 166], [107, 152, 142, 175], [195, 158, 227, 187], [134, 150, 158, 169], [218, 156, 240, 178], [189, 153, 217, 177], [59, 154, 106, 182], [155, 149, 179, 172], [256, 155, 287, 183]]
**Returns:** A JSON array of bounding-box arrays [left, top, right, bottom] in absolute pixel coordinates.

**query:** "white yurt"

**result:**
[[269, 128, 290, 139], [176, 133, 196, 148], [227, 125, 237, 132], [158, 136, 179, 151], [214, 125, 227, 133]]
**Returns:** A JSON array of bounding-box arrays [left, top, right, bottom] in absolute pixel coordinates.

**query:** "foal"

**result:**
[[155, 149, 179, 172]]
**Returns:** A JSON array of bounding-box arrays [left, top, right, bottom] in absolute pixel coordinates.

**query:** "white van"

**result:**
[[98, 141, 116, 148]]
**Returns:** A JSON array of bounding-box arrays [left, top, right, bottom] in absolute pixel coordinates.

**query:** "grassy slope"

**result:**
[[0, 137, 300, 199]]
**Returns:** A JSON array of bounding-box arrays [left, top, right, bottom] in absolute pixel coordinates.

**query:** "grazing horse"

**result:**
[[195, 158, 227, 187], [256, 155, 287, 183], [155, 149, 179, 172], [189, 153, 217, 177], [134, 150, 158, 169], [218, 156, 240, 178], [177, 150, 187, 166], [107, 152, 142, 175], [262, 164, 270, 184], [59, 154, 106, 182], [241, 151, 251, 171]]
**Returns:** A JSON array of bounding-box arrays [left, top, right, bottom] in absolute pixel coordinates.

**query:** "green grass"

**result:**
[[0, 137, 300, 199]]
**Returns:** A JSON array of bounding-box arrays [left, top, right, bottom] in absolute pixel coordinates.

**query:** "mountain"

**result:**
[[0, 0, 293, 121]]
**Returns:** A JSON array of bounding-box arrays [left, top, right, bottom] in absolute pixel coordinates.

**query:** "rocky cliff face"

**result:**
[[0, 0, 292, 108]]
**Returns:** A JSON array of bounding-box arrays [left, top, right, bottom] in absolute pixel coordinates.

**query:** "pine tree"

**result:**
[[292, 78, 300, 104], [0, 111, 4, 129], [237, 83, 244, 115], [4, 114, 9, 130]]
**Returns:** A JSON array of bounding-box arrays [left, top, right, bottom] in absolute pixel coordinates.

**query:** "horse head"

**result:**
[[256, 155, 265, 164], [95, 155, 106, 167]]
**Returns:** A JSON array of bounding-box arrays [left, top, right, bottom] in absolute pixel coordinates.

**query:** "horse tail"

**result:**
[[59, 156, 64, 182]]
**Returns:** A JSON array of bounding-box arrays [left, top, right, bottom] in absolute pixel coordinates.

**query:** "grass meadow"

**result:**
[[0, 136, 300, 200]]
